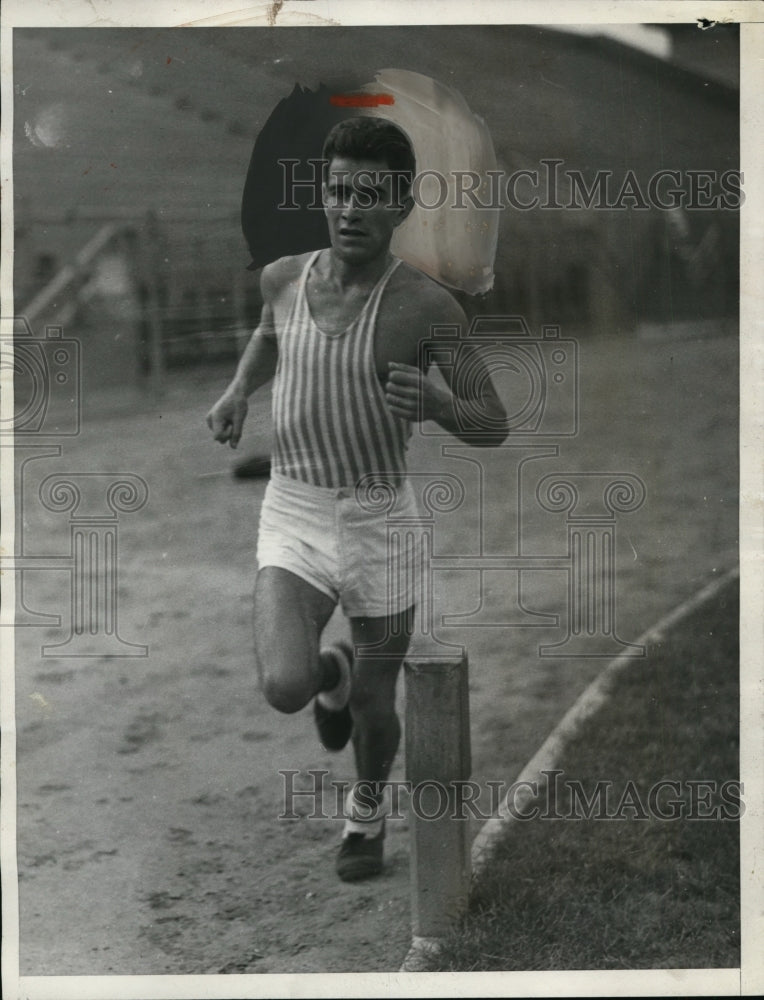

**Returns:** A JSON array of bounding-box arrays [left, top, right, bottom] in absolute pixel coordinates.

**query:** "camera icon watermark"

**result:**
[[418, 315, 578, 439], [1, 317, 81, 436]]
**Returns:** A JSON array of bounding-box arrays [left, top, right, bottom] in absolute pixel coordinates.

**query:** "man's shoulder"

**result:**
[[261, 252, 314, 299], [392, 260, 466, 323]]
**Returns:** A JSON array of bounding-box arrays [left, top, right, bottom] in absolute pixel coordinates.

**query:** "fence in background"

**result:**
[[13, 200, 738, 400], [14, 209, 259, 396]]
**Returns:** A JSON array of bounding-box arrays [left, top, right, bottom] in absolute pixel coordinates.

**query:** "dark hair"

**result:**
[[322, 117, 416, 190]]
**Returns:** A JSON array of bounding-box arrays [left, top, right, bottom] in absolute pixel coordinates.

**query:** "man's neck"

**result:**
[[320, 248, 393, 293]]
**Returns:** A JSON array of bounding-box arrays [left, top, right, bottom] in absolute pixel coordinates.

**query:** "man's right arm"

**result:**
[[206, 270, 279, 449]]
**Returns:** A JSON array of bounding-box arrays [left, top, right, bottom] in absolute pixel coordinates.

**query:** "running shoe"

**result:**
[[313, 641, 354, 751], [336, 823, 385, 882]]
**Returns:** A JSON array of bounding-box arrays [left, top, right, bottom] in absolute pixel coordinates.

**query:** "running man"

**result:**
[[207, 118, 508, 881]]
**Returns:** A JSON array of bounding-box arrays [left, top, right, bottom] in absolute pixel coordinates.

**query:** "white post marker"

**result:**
[[404, 653, 471, 947]]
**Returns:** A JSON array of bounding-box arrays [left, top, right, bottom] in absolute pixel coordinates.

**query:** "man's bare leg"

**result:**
[[335, 606, 414, 880], [256, 573, 413, 879], [348, 605, 415, 791], [254, 566, 339, 713]]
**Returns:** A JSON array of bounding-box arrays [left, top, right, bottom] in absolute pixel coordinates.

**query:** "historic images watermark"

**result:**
[[278, 769, 745, 823], [278, 159, 745, 212], [1, 316, 148, 656]]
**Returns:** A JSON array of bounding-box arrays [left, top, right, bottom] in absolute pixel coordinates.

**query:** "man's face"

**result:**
[[322, 157, 412, 264]]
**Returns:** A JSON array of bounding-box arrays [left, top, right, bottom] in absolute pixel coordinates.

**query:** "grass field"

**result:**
[[430, 577, 740, 972]]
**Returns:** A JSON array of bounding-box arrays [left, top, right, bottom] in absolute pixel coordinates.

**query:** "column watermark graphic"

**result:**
[[1, 317, 149, 657], [536, 473, 646, 656]]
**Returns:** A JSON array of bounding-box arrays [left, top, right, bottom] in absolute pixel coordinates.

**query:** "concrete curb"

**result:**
[[399, 564, 739, 972]]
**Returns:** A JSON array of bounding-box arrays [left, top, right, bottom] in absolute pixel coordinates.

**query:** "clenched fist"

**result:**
[[384, 362, 448, 424]]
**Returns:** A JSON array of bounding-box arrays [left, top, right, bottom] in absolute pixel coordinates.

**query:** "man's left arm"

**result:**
[[384, 297, 510, 446]]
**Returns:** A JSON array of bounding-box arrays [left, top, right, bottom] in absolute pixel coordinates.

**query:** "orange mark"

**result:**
[[329, 93, 394, 108], [166, 56, 172, 64]]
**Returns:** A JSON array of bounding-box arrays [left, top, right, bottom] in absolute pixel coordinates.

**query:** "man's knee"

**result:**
[[253, 567, 336, 714], [257, 647, 313, 714], [261, 669, 310, 714]]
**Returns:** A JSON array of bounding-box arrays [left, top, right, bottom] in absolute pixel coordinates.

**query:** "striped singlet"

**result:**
[[271, 250, 411, 488]]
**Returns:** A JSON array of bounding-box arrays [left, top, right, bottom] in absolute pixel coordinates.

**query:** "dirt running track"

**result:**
[[14, 330, 737, 974]]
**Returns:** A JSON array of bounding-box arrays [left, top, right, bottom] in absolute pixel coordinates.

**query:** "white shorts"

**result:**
[[256, 472, 421, 618]]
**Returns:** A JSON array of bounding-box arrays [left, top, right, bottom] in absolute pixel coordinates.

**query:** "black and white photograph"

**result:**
[[1, 1, 761, 997]]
